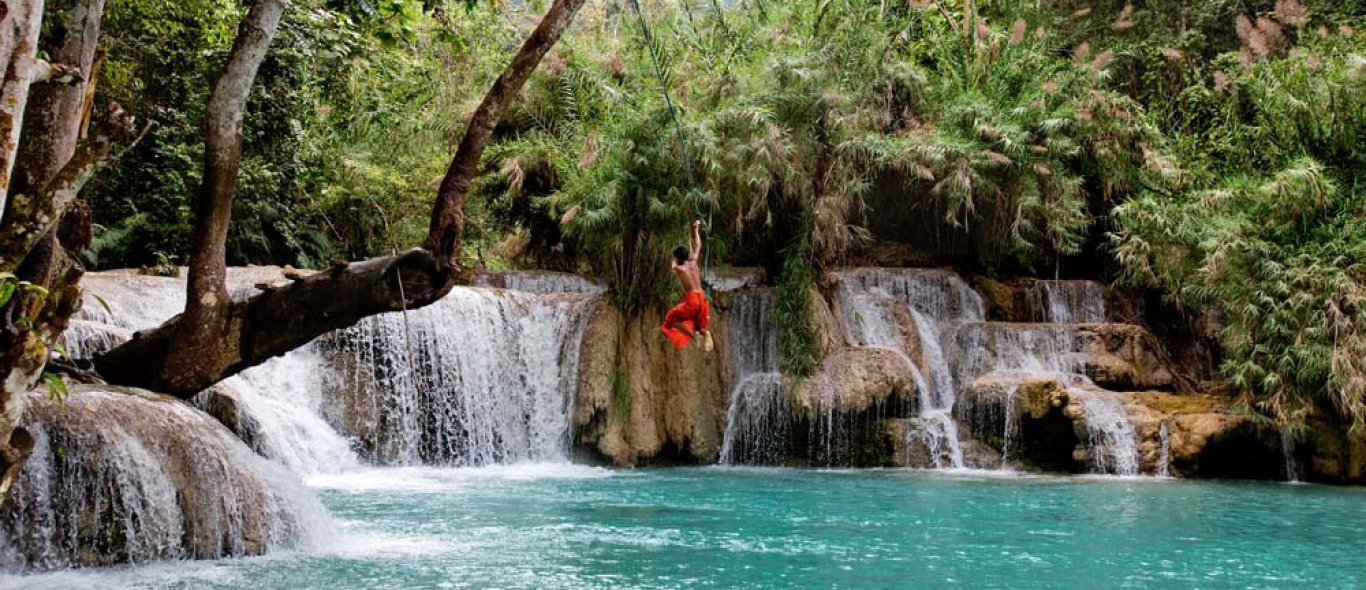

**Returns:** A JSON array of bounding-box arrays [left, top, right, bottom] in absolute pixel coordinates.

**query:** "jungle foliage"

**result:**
[[85, 0, 1366, 427]]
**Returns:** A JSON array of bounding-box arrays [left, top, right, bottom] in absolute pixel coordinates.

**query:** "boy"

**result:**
[[660, 220, 713, 351]]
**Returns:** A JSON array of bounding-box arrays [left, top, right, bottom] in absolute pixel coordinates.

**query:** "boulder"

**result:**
[[789, 347, 918, 418], [0, 386, 326, 570]]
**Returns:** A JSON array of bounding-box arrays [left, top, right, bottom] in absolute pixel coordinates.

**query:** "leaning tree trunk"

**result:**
[[96, 0, 590, 396], [157, 0, 287, 393]]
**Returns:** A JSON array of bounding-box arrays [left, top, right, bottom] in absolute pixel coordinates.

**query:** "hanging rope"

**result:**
[[626, 0, 716, 296]]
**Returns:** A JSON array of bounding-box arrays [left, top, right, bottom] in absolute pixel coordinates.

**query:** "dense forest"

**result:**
[[1, 0, 1364, 475], [84, 0, 1365, 428]]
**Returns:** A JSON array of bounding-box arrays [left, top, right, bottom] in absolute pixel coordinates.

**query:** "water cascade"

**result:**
[[1280, 426, 1300, 482], [1157, 421, 1172, 478], [0, 388, 330, 570], [64, 271, 362, 475], [718, 289, 786, 465], [1030, 280, 1106, 323], [66, 270, 604, 469], [1079, 394, 1141, 476], [834, 269, 985, 469], [321, 288, 600, 465], [999, 384, 1020, 468]]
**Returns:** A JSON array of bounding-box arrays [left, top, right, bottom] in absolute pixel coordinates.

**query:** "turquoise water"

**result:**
[[4, 466, 1365, 589]]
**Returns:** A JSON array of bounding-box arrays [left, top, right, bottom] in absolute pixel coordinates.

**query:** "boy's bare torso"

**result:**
[[672, 259, 702, 292]]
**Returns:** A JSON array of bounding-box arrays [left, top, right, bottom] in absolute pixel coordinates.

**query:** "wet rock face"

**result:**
[[196, 386, 265, 455], [572, 303, 730, 467], [0, 387, 326, 570], [1295, 419, 1366, 485]]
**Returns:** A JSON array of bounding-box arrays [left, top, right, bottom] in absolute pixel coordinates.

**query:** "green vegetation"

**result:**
[[85, 0, 1366, 429], [1111, 21, 1366, 427]]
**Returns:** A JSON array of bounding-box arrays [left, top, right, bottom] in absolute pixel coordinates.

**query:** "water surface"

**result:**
[[5, 467, 1363, 589]]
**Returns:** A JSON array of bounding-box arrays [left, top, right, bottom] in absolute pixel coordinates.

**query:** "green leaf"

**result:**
[[43, 371, 69, 404], [93, 294, 112, 314]]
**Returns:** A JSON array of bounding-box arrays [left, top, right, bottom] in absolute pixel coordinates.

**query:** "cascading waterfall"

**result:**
[[834, 269, 984, 469], [1031, 280, 1106, 323], [0, 388, 331, 570], [322, 288, 599, 465], [718, 289, 787, 465], [719, 374, 787, 465], [1000, 384, 1020, 468], [1280, 426, 1300, 482], [1157, 421, 1172, 478], [953, 323, 1087, 386], [212, 349, 361, 475], [69, 270, 603, 470], [1080, 394, 1140, 476], [471, 270, 606, 294], [66, 271, 362, 475]]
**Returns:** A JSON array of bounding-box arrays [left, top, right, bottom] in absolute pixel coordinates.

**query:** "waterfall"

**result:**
[[0, 388, 331, 571], [1000, 384, 1020, 468], [321, 288, 599, 465], [1280, 426, 1300, 482], [1080, 394, 1140, 476], [1157, 421, 1172, 477], [209, 349, 361, 475], [70, 270, 603, 470], [1031, 280, 1106, 323], [718, 374, 787, 465], [718, 289, 786, 465], [952, 323, 1087, 386], [833, 269, 983, 469], [471, 270, 606, 294], [67, 272, 363, 475]]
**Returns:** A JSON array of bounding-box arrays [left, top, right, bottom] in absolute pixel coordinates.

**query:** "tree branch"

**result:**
[[0, 103, 140, 272], [97, 0, 589, 396], [424, 0, 590, 269]]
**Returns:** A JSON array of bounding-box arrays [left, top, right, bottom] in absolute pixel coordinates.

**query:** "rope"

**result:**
[[626, 0, 717, 298]]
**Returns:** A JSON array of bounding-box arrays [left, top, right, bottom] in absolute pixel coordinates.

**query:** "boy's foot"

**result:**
[[701, 331, 714, 352]]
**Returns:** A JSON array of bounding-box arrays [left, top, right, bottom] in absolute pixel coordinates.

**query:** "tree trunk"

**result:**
[[159, 0, 286, 392], [0, 0, 46, 219], [0, 0, 108, 506], [423, 0, 589, 269], [97, 0, 589, 396]]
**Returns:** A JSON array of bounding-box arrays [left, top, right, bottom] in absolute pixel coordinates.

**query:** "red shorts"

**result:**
[[660, 290, 710, 349]]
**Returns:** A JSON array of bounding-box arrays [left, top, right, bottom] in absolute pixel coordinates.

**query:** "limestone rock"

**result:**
[[573, 304, 729, 466], [0, 386, 326, 570], [195, 385, 265, 455], [789, 347, 916, 418]]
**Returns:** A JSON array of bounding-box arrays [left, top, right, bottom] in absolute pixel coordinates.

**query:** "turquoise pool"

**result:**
[[4, 466, 1363, 589]]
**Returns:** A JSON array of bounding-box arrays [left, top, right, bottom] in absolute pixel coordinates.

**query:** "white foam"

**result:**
[[307, 463, 619, 492]]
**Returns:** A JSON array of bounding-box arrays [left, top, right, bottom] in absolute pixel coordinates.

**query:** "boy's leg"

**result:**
[[661, 300, 697, 349], [698, 298, 714, 352]]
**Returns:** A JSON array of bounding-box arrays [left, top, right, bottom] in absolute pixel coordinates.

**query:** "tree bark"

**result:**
[[0, 0, 47, 219], [0, 0, 107, 506], [97, 0, 589, 396], [135, 0, 285, 392], [424, 0, 589, 269], [10, 0, 104, 200], [0, 103, 136, 272]]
